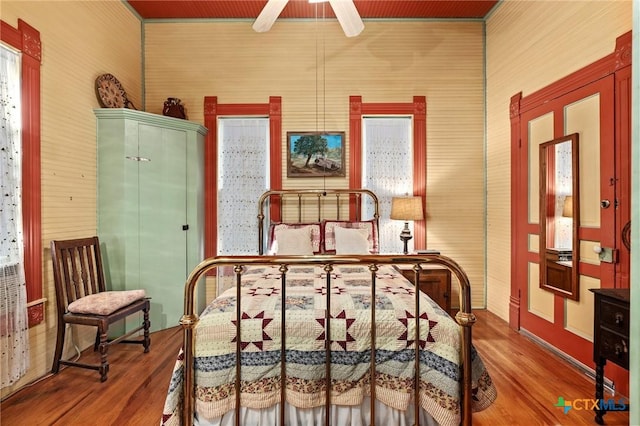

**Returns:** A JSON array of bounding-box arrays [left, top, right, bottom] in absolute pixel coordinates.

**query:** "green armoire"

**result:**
[[95, 108, 207, 333]]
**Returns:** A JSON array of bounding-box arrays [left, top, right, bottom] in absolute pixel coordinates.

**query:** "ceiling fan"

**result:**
[[253, 0, 364, 37]]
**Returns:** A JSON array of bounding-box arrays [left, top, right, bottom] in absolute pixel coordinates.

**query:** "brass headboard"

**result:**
[[257, 189, 380, 254]]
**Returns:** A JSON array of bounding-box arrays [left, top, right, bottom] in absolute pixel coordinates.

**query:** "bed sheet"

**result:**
[[161, 264, 496, 425]]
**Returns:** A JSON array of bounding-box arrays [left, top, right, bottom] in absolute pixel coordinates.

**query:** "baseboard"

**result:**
[[519, 327, 617, 395]]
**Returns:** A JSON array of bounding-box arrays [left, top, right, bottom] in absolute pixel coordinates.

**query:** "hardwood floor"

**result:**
[[472, 311, 629, 426], [1, 311, 630, 425]]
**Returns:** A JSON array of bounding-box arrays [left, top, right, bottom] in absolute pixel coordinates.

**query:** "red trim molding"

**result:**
[[1, 19, 43, 327], [27, 303, 44, 327], [348, 95, 427, 249], [203, 96, 282, 260], [508, 92, 522, 331]]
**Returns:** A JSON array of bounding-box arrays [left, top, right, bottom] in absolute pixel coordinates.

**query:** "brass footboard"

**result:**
[[179, 254, 476, 426]]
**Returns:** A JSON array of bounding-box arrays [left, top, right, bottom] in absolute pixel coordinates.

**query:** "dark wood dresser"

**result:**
[[394, 264, 452, 315], [589, 288, 630, 424]]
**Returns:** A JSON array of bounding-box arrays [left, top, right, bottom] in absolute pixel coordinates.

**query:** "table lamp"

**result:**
[[390, 195, 424, 254]]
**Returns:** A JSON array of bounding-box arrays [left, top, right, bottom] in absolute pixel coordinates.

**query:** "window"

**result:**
[[1, 19, 41, 387], [217, 118, 270, 254], [203, 96, 282, 260], [362, 117, 413, 253], [348, 95, 427, 252]]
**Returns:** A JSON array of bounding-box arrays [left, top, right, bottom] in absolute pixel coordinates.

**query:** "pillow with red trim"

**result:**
[[323, 220, 378, 254]]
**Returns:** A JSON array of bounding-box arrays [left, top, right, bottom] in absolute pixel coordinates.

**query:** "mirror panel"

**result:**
[[539, 133, 580, 300]]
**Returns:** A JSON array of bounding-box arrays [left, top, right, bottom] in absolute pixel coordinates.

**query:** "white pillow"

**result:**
[[274, 226, 314, 255], [334, 226, 370, 255]]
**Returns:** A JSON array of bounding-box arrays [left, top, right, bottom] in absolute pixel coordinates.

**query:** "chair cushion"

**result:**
[[67, 290, 146, 315]]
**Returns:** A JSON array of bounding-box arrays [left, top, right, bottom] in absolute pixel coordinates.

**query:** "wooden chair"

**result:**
[[50, 236, 150, 382]]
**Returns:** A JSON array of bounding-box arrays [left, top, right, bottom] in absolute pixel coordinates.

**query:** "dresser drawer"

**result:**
[[599, 298, 630, 332], [597, 328, 629, 369]]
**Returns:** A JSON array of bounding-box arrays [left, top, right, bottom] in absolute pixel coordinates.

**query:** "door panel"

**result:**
[[567, 94, 601, 229], [528, 261, 554, 321], [527, 113, 554, 225]]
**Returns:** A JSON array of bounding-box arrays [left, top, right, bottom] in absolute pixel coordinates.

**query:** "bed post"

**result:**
[[451, 265, 476, 426]]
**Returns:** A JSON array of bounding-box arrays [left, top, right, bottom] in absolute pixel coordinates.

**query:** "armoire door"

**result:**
[[138, 124, 188, 331]]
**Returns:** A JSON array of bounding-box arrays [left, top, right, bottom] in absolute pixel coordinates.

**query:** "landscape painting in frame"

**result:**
[[287, 131, 345, 178]]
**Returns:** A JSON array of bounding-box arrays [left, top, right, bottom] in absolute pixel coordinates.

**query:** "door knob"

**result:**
[[601, 200, 610, 208]]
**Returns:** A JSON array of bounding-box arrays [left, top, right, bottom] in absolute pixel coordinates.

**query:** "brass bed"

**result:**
[[161, 189, 496, 426]]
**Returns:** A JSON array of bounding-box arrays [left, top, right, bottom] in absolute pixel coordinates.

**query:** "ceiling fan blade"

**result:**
[[328, 0, 364, 37], [253, 0, 289, 33]]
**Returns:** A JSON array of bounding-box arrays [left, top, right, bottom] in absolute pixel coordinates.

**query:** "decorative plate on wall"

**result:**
[[95, 73, 136, 109]]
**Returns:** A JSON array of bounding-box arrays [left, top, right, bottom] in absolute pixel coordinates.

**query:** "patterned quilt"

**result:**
[[161, 265, 496, 425]]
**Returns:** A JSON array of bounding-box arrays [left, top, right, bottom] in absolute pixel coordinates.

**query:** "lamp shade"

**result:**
[[390, 196, 424, 221], [562, 195, 573, 218]]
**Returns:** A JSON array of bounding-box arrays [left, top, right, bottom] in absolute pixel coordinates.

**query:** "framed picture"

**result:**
[[287, 131, 345, 178]]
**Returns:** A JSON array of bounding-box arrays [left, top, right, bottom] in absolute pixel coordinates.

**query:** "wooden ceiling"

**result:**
[[126, 0, 499, 21]]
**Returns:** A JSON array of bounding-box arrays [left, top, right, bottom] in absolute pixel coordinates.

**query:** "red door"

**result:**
[[513, 71, 631, 396]]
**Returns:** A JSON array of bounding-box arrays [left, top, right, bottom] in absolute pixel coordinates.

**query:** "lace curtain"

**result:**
[[1, 44, 30, 388], [362, 117, 413, 254], [217, 118, 270, 255]]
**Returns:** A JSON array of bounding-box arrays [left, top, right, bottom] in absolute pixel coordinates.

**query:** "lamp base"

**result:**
[[399, 221, 412, 255]]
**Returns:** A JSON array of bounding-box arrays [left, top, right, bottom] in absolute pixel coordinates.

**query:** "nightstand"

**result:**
[[394, 264, 452, 315], [589, 288, 630, 424]]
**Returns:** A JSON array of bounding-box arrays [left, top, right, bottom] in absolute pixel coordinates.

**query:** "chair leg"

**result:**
[[93, 329, 101, 351], [98, 322, 110, 382], [143, 304, 151, 353], [51, 319, 66, 374]]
